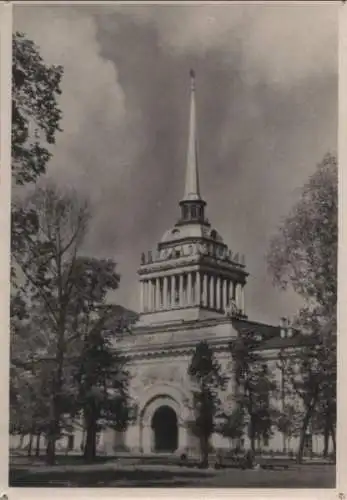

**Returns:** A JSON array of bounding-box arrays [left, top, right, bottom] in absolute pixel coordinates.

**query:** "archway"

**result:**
[[151, 405, 178, 452]]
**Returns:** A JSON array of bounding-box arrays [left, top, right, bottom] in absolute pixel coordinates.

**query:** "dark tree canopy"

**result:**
[[12, 32, 63, 186]]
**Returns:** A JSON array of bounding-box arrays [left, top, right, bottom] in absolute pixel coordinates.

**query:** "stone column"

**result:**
[[155, 278, 160, 311], [223, 279, 228, 311], [149, 280, 154, 311], [216, 277, 221, 310], [203, 273, 208, 307], [187, 272, 192, 305], [241, 285, 245, 315], [209, 275, 214, 309], [196, 271, 201, 306], [179, 273, 184, 307], [140, 281, 144, 313], [144, 280, 149, 311], [163, 276, 168, 309], [170, 274, 175, 307], [235, 283, 240, 311]]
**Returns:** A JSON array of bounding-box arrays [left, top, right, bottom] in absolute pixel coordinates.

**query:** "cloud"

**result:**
[[103, 4, 337, 86], [14, 6, 142, 202], [13, 5, 337, 324]]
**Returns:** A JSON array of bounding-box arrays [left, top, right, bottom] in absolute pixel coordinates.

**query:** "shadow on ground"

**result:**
[[9, 464, 336, 488], [10, 467, 211, 487]]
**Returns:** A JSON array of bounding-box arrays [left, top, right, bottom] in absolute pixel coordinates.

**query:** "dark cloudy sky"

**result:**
[[14, 3, 338, 325]]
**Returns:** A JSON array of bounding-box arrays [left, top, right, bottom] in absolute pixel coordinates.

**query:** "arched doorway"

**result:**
[[151, 405, 178, 452]]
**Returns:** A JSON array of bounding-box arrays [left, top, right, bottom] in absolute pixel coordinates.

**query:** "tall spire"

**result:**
[[183, 69, 201, 201]]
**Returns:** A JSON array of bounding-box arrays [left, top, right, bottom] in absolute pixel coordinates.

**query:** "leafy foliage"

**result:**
[[10, 183, 129, 464], [229, 332, 277, 451], [267, 153, 337, 313], [188, 341, 226, 466], [267, 154, 337, 460], [12, 32, 63, 186], [217, 405, 245, 446]]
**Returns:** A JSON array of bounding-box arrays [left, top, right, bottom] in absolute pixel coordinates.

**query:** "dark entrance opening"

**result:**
[[151, 406, 178, 452]]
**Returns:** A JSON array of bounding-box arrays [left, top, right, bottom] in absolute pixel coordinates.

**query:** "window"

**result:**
[[191, 205, 197, 218]]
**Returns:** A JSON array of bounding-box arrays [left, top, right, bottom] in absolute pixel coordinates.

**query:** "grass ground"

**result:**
[[9, 457, 335, 488]]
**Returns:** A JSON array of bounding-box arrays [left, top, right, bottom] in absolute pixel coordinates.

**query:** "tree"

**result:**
[[267, 153, 337, 462], [217, 405, 245, 449], [229, 332, 277, 452], [11, 183, 90, 464], [74, 324, 130, 463], [12, 32, 63, 187], [65, 258, 130, 463], [11, 32, 64, 281], [188, 341, 226, 468]]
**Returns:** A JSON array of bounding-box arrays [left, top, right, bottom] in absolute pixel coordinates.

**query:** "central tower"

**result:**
[[137, 71, 248, 325]]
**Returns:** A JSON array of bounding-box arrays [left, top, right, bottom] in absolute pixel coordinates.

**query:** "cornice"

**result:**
[[138, 256, 248, 278]]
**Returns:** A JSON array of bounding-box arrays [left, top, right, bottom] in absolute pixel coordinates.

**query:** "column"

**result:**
[[203, 273, 208, 307], [179, 273, 184, 307], [209, 275, 214, 309], [148, 280, 153, 311], [143, 280, 148, 311], [223, 279, 228, 311], [235, 283, 240, 311], [187, 272, 192, 305], [140, 281, 144, 313], [216, 276, 221, 310], [163, 276, 168, 309], [241, 285, 245, 315], [155, 277, 160, 311], [196, 271, 201, 306], [170, 274, 175, 307], [231, 281, 236, 301]]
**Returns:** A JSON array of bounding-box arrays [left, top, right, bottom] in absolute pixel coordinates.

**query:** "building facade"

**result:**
[[99, 71, 318, 456], [10, 72, 329, 458]]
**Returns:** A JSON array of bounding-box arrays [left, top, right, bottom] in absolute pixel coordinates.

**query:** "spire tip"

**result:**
[[190, 69, 196, 90]]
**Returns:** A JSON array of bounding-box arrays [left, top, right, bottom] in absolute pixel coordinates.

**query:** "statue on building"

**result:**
[[224, 298, 239, 317], [141, 252, 146, 265], [148, 250, 152, 263]]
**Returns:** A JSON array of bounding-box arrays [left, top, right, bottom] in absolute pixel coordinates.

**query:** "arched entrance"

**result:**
[[151, 405, 178, 452]]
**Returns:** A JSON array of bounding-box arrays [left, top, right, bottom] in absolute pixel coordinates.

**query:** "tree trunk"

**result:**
[[297, 403, 315, 464], [323, 420, 330, 458], [282, 432, 287, 454], [84, 414, 97, 463], [329, 421, 336, 458], [249, 417, 256, 452], [199, 435, 209, 468], [35, 434, 41, 457], [19, 433, 25, 449], [27, 433, 33, 457]]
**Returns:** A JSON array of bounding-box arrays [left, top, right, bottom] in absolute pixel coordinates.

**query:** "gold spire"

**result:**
[[183, 69, 201, 201]]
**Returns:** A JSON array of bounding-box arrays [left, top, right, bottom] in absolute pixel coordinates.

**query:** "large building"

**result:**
[[98, 71, 315, 456], [10, 71, 326, 458]]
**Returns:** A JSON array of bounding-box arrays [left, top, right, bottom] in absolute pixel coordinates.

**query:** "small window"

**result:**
[[211, 229, 217, 239], [191, 206, 197, 218]]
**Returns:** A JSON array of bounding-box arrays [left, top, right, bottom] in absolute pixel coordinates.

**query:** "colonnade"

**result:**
[[140, 271, 245, 314]]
